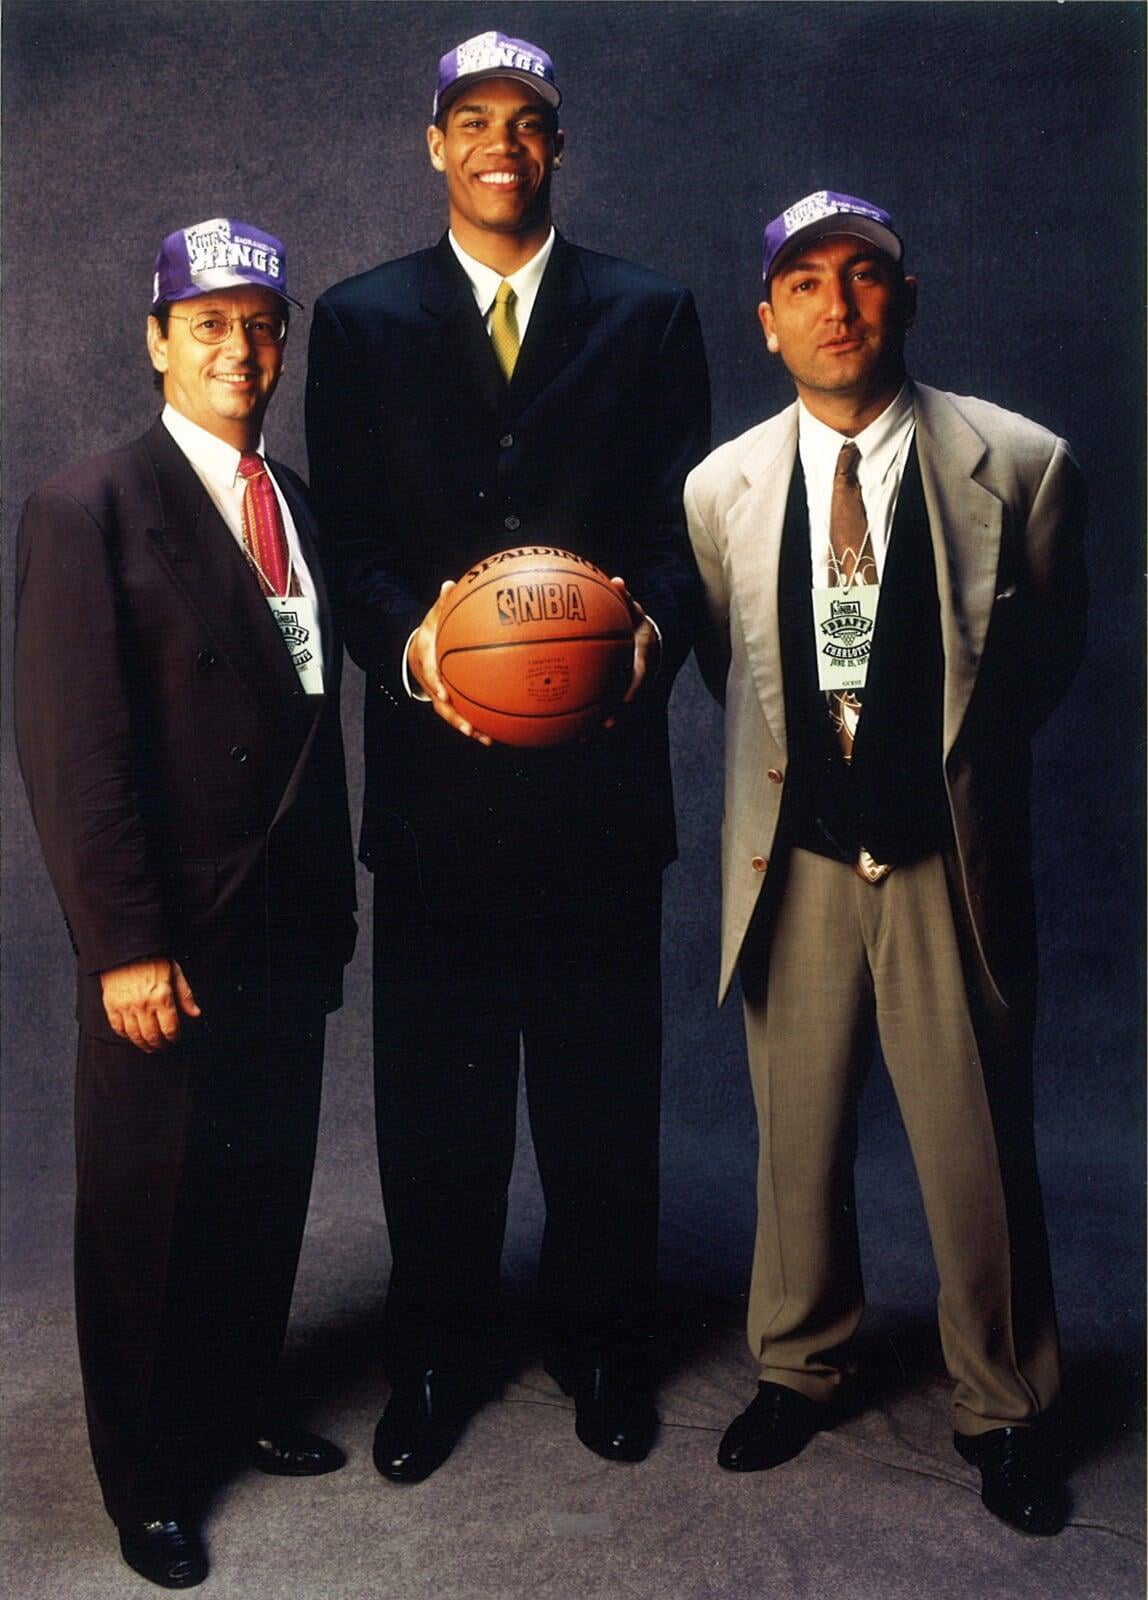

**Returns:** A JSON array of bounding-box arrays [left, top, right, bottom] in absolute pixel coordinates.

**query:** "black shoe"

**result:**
[[718, 1382, 826, 1471], [373, 1370, 480, 1483], [547, 1359, 658, 1463], [954, 1427, 1068, 1536], [249, 1427, 346, 1477], [118, 1520, 208, 1589]]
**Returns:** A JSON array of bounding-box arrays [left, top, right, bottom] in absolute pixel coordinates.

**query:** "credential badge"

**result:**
[[273, 608, 313, 668], [819, 597, 873, 660]]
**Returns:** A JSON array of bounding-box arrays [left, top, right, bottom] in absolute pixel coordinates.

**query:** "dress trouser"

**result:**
[[372, 870, 663, 1377], [739, 848, 1060, 1435], [74, 1017, 324, 1524]]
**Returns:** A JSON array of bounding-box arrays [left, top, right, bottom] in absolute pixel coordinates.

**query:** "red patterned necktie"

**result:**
[[238, 453, 294, 596]]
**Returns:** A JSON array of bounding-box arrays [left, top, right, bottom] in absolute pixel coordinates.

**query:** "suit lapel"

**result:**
[[502, 234, 592, 419], [273, 464, 336, 685], [912, 384, 1003, 757], [418, 233, 594, 425], [140, 421, 307, 729], [420, 236, 502, 415], [724, 390, 1000, 765], [725, 409, 799, 754]]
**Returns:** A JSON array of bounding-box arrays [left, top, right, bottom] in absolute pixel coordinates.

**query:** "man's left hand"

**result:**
[[605, 577, 661, 725]]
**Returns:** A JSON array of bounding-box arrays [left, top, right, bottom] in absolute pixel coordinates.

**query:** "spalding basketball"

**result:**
[[435, 547, 635, 747]]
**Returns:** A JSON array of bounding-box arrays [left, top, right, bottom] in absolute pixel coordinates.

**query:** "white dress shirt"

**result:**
[[448, 227, 556, 338], [797, 383, 916, 585], [162, 405, 323, 675]]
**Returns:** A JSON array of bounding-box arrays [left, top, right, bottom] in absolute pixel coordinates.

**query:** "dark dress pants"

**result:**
[[372, 867, 663, 1378], [74, 1015, 324, 1524]]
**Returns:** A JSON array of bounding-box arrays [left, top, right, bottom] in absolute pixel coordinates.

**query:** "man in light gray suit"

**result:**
[[685, 191, 1085, 1535]]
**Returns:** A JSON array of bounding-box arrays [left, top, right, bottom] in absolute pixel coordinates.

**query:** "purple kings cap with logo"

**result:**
[[151, 217, 302, 310], [762, 191, 903, 284], [433, 30, 561, 121]]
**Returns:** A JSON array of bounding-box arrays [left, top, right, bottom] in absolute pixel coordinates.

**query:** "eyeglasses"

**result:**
[[167, 311, 288, 346]]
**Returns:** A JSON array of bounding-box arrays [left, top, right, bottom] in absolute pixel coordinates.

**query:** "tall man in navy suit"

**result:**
[[307, 31, 709, 1478], [15, 220, 356, 1588]]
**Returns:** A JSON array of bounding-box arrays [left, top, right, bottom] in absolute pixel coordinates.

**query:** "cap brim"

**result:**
[[157, 275, 303, 311], [437, 66, 561, 117], [768, 216, 902, 282]]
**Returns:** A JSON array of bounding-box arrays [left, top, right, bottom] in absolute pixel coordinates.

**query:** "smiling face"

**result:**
[[427, 77, 563, 266], [146, 286, 286, 449], [760, 235, 917, 428]]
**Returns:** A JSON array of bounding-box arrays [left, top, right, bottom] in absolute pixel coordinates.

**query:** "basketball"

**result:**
[[434, 547, 635, 747]]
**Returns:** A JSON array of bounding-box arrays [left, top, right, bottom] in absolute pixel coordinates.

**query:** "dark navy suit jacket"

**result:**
[[306, 232, 710, 897]]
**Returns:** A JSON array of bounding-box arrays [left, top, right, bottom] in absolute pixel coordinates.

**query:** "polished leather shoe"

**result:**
[[547, 1360, 658, 1463], [118, 1519, 208, 1589], [249, 1427, 346, 1476], [954, 1427, 1068, 1536], [373, 1370, 479, 1483], [718, 1381, 826, 1471]]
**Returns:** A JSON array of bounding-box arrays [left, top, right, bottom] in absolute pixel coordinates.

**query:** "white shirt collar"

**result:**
[[797, 382, 914, 477], [448, 227, 556, 330], [161, 404, 266, 489], [796, 383, 916, 584]]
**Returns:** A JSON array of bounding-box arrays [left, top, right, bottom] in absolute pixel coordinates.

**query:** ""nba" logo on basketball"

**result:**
[[496, 582, 589, 626]]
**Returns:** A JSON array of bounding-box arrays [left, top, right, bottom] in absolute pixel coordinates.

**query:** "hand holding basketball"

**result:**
[[608, 577, 660, 705], [433, 548, 638, 747], [407, 581, 494, 745]]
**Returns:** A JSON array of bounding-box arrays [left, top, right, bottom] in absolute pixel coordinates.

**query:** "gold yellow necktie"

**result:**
[[490, 280, 520, 382]]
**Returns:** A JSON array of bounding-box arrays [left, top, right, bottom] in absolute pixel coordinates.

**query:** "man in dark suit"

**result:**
[[15, 218, 356, 1588], [307, 31, 709, 1478], [685, 192, 1086, 1534]]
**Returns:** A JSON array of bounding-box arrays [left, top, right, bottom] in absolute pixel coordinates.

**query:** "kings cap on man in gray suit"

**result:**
[[14, 219, 356, 1589], [685, 190, 1085, 1535]]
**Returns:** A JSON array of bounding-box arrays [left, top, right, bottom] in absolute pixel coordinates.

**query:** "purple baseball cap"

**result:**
[[433, 30, 561, 122], [762, 191, 903, 285], [151, 217, 302, 310]]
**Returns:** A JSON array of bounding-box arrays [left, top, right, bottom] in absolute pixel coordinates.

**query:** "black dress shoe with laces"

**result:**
[[249, 1427, 347, 1476], [373, 1370, 480, 1483], [547, 1358, 658, 1463], [718, 1381, 826, 1471], [954, 1427, 1068, 1536], [118, 1519, 208, 1589]]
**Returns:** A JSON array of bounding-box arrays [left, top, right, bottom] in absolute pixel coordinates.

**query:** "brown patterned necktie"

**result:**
[[490, 280, 520, 382], [826, 440, 876, 761]]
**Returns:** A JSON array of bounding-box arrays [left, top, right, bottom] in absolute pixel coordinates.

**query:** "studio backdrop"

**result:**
[[1, 1, 1142, 1303]]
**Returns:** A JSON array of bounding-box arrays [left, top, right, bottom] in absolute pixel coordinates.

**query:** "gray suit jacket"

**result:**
[[684, 382, 1086, 1004]]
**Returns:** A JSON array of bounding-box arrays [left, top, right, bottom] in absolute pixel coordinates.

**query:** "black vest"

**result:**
[[777, 442, 952, 865]]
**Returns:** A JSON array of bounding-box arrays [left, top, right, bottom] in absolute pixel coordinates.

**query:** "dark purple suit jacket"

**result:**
[[15, 418, 356, 1040]]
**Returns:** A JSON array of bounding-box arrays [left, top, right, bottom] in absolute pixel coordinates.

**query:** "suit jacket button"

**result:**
[[500, 433, 514, 449], [228, 745, 249, 763], [751, 856, 768, 873], [767, 768, 783, 784], [197, 649, 216, 667], [504, 514, 520, 531]]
